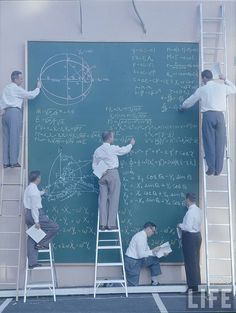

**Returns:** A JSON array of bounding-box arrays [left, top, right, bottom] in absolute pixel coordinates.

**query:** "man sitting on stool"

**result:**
[[24, 170, 59, 269], [125, 222, 162, 286], [177, 192, 202, 293]]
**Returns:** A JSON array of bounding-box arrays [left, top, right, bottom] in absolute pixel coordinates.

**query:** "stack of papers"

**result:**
[[26, 225, 46, 243], [155, 241, 172, 258]]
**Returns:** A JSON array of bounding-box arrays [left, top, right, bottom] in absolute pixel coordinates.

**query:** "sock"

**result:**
[[152, 276, 158, 283]]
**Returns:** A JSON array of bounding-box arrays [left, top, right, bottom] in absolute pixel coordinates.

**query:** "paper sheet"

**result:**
[[155, 241, 172, 258], [211, 62, 221, 79], [93, 160, 109, 179], [26, 225, 46, 243]]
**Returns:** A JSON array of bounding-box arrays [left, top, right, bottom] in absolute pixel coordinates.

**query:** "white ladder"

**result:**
[[200, 3, 235, 295], [94, 214, 128, 298], [0, 108, 27, 300], [23, 243, 56, 302]]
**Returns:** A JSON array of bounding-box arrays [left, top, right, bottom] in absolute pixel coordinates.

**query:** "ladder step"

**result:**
[[0, 183, 23, 186], [0, 215, 21, 218], [28, 266, 52, 271], [98, 229, 119, 233], [207, 206, 228, 210], [98, 246, 121, 250], [203, 18, 224, 21], [208, 240, 230, 244], [26, 283, 54, 288], [209, 257, 231, 261], [203, 32, 223, 35], [208, 223, 229, 226], [0, 248, 20, 251], [2, 199, 20, 201], [96, 279, 125, 284], [206, 190, 228, 193], [97, 263, 123, 267], [0, 231, 20, 234], [209, 274, 231, 278], [98, 239, 119, 242], [38, 249, 50, 253], [203, 47, 224, 50], [0, 265, 17, 268], [0, 282, 16, 285], [203, 62, 225, 65]]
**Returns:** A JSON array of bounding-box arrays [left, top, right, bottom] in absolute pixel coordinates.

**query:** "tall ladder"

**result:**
[[200, 3, 235, 295], [23, 243, 56, 302], [94, 213, 128, 298], [0, 107, 27, 300]]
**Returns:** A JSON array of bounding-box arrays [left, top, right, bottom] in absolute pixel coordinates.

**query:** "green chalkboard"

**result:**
[[27, 41, 199, 263]]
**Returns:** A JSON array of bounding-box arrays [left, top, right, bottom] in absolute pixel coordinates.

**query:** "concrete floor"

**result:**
[[0, 293, 236, 313]]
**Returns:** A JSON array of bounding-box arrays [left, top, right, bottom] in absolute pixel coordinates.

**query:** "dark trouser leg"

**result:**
[[8, 109, 22, 165], [124, 256, 142, 286], [141, 256, 162, 281], [98, 175, 109, 226], [215, 112, 226, 175], [107, 169, 121, 227], [182, 232, 202, 289], [39, 210, 59, 248], [25, 210, 38, 266], [2, 113, 10, 165], [202, 112, 216, 173]]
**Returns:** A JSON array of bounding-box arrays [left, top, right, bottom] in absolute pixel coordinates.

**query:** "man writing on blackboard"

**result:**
[[177, 193, 202, 293], [179, 70, 236, 175], [0, 71, 41, 168], [92, 131, 135, 230]]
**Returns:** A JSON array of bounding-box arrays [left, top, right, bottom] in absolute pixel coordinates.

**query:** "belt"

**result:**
[[5, 106, 22, 111]]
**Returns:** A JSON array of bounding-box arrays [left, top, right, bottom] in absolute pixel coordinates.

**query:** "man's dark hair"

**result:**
[[201, 70, 213, 80], [29, 170, 41, 183], [186, 192, 196, 203], [11, 71, 22, 82], [102, 131, 113, 142], [143, 221, 157, 229]]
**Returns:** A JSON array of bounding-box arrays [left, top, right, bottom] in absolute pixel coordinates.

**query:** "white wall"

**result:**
[[0, 0, 235, 288]]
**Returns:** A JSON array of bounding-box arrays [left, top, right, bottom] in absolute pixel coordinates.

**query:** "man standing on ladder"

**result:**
[[179, 70, 236, 175], [0, 71, 41, 168], [92, 131, 135, 230], [24, 170, 59, 268]]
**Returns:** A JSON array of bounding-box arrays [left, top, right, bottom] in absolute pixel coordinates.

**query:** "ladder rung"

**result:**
[[0, 248, 20, 251], [203, 18, 224, 21], [0, 231, 20, 234], [203, 32, 223, 35], [98, 229, 119, 233], [97, 263, 123, 267], [98, 246, 121, 250], [26, 283, 53, 288], [208, 240, 230, 244], [206, 190, 228, 193], [209, 274, 231, 278], [208, 223, 229, 226], [0, 265, 17, 268], [96, 279, 125, 284], [203, 47, 224, 50], [0, 183, 23, 186], [0, 282, 16, 285], [0, 215, 21, 218], [207, 206, 228, 210], [203, 62, 224, 65], [38, 249, 50, 253], [1, 199, 20, 201], [98, 239, 119, 242], [209, 257, 231, 261], [28, 266, 52, 271]]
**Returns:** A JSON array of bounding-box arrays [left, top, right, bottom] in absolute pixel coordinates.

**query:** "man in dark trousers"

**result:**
[[178, 193, 202, 293], [179, 70, 236, 176], [24, 170, 59, 268]]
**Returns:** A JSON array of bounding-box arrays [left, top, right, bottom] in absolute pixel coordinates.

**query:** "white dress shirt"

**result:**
[[92, 142, 133, 171], [23, 183, 43, 224], [125, 230, 153, 259], [182, 80, 236, 112], [179, 204, 202, 233], [0, 82, 40, 110]]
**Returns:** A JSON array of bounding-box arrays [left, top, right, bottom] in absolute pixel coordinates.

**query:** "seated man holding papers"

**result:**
[[24, 170, 59, 269], [125, 222, 171, 286]]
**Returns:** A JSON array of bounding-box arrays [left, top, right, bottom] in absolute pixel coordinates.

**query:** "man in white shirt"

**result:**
[[177, 193, 202, 293], [0, 71, 41, 168], [24, 170, 59, 269], [92, 131, 135, 230], [125, 222, 162, 286], [179, 70, 236, 176]]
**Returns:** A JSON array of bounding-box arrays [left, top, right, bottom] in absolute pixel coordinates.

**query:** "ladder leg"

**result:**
[[94, 212, 99, 298], [23, 258, 28, 303], [49, 243, 56, 302]]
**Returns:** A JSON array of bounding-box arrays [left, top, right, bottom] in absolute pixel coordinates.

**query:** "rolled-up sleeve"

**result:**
[[113, 144, 133, 156], [16, 87, 40, 100], [182, 88, 201, 109]]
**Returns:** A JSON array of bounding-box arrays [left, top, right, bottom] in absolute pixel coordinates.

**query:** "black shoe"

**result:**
[[35, 244, 49, 250], [3, 164, 10, 168], [10, 163, 21, 168], [214, 171, 221, 176], [206, 169, 214, 176], [99, 225, 107, 231], [151, 281, 160, 286], [29, 263, 42, 269]]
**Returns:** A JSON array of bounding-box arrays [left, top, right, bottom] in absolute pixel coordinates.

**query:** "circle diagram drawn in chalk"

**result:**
[[40, 53, 93, 106]]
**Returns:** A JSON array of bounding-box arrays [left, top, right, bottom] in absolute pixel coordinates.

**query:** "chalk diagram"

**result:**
[[40, 53, 94, 106], [46, 151, 98, 202]]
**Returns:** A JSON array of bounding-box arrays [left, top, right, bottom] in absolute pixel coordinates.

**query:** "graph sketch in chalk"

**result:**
[[46, 151, 98, 202], [39, 53, 94, 106]]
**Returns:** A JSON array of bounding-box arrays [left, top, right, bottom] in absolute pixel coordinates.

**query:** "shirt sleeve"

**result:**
[[112, 144, 133, 156], [30, 194, 40, 224], [136, 236, 153, 258], [179, 212, 195, 232], [16, 87, 40, 100], [225, 80, 236, 95], [181, 88, 201, 109], [92, 152, 98, 171]]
